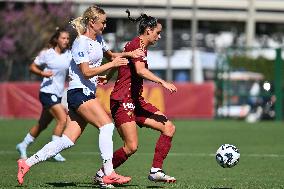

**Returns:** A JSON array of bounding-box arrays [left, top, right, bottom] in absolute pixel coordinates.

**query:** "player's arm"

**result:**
[[134, 61, 177, 93], [100, 49, 144, 83], [29, 62, 53, 78], [104, 49, 144, 60], [79, 57, 128, 79]]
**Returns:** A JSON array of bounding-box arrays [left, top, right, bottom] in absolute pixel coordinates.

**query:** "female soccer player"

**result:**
[[17, 5, 143, 187], [95, 10, 177, 183], [16, 28, 71, 162]]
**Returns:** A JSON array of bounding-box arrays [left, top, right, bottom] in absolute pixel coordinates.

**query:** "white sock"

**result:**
[[52, 135, 63, 156], [99, 123, 114, 176], [20, 133, 35, 148], [25, 134, 74, 167], [103, 159, 113, 176]]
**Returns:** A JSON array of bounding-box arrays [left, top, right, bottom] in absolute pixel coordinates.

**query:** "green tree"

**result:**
[[0, 2, 73, 81]]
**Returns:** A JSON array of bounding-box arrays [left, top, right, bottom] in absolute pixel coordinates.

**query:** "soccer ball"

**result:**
[[215, 144, 240, 168]]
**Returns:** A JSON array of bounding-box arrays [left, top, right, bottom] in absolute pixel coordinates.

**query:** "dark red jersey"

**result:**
[[111, 37, 148, 101]]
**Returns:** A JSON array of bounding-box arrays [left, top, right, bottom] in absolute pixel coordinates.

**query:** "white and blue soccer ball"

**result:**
[[216, 144, 240, 168]]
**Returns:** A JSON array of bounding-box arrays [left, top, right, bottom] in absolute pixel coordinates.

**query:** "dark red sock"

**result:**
[[152, 134, 172, 169], [112, 147, 128, 169]]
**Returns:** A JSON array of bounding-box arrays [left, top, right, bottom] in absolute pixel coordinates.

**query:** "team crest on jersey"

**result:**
[[78, 52, 84, 57], [127, 111, 134, 117]]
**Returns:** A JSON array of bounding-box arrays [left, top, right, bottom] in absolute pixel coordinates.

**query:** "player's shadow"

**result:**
[[46, 182, 138, 188], [113, 184, 139, 188], [46, 182, 93, 188], [46, 182, 77, 187]]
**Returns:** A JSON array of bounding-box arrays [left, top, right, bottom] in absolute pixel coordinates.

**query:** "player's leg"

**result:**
[[49, 103, 67, 137], [115, 121, 138, 167], [77, 98, 114, 175], [77, 98, 131, 185], [17, 111, 86, 185], [16, 109, 53, 159], [109, 99, 139, 168], [95, 121, 136, 187], [136, 100, 176, 183], [49, 103, 67, 162]]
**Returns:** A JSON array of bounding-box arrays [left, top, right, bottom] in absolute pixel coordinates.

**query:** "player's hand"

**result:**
[[98, 75, 108, 85], [161, 81, 177, 93], [41, 70, 53, 78], [130, 49, 145, 58], [112, 57, 128, 67]]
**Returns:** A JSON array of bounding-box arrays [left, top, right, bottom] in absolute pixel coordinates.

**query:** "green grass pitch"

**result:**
[[0, 119, 283, 188]]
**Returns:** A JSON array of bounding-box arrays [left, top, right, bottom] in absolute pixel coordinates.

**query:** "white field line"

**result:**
[[1, 150, 284, 158]]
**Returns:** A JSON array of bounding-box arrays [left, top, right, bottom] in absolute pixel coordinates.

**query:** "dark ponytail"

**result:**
[[126, 9, 158, 34]]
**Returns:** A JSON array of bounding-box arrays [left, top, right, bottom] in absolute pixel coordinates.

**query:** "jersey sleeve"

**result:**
[[72, 38, 90, 65], [34, 50, 47, 66]]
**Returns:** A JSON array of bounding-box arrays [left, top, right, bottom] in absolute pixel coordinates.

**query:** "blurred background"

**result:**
[[0, 0, 283, 122]]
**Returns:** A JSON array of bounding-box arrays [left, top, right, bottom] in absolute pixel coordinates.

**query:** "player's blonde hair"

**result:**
[[71, 5, 105, 35]]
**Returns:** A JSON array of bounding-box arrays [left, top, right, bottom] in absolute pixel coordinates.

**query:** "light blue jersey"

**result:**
[[68, 35, 109, 95], [34, 48, 72, 97]]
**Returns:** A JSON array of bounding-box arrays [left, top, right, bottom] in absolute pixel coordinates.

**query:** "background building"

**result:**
[[1, 0, 284, 81]]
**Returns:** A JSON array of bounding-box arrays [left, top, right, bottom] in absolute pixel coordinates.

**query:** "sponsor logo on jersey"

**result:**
[[123, 102, 135, 110]]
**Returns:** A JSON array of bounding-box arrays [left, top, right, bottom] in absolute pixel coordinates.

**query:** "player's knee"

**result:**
[[125, 143, 138, 155], [165, 122, 176, 137]]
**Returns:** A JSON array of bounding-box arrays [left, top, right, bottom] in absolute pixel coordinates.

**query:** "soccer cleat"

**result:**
[[148, 169, 176, 183], [17, 159, 30, 185], [53, 153, 66, 162], [16, 143, 27, 160], [102, 171, 131, 185], [93, 173, 115, 188]]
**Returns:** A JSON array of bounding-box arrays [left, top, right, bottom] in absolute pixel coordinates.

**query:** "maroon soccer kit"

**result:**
[[110, 37, 174, 171], [110, 37, 159, 127]]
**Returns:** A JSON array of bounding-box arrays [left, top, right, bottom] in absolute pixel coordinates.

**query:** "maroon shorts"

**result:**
[[110, 97, 159, 127]]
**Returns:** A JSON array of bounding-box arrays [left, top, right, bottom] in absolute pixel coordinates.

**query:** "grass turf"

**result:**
[[0, 119, 283, 188]]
